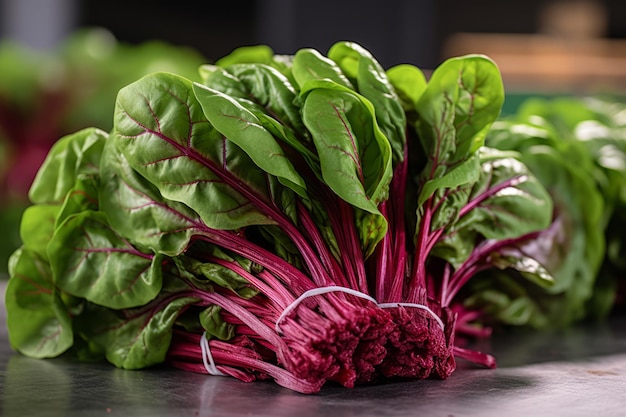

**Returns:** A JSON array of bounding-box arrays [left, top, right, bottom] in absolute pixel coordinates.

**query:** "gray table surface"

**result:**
[[1, 280, 625, 417]]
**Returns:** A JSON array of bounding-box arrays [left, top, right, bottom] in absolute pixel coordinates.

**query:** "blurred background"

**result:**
[[1, 0, 626, 277]]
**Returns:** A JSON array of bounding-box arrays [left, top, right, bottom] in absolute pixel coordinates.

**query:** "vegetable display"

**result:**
[[5, 41, 556, 393]]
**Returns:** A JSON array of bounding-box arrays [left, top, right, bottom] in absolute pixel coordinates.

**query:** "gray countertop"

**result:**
[[1, 280, 625, 417]]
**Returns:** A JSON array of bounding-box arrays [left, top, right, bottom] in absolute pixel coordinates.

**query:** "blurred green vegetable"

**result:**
[[465, 96, 626, 329], [0, 28, 207, 275]]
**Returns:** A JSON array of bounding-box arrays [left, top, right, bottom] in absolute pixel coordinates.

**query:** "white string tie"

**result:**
[[274, 286, 445, 334], [200, 331, 227, 376], [377, 302, 445, 331], [274, 286, 378, 334]]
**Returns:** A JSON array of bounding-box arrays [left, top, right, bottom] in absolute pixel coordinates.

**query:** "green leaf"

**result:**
[[48, 211, 163, 309], [200, 305, 235, 341], [387, 64, 428, 111], [113, 72, 277, 230], [214, 44, 275, 67], [19, 204, 61, 262], [77, 292, 198, 369], [418, 153, 480, 207], [328, 41, 407, 164], [489, 249, 555, 289], [459, 148, 553, 240], [28, 128, 107, 204], [55, 175, 100, 229], [416, 55, 504, 179], [292, 48, 354, 91], [301, 87, 392, 211], [192, 83, 307, 197], [5, 248, 73, 358], [99, 138, 200, 256], [173, 254, 258, 299], [221, 63, 306, 136]]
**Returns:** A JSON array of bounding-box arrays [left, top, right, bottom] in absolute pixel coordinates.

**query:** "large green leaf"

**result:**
[[192, 83, 307, 197], [456, 148, 553, 240], [76, 291, 198, 369], [5, 248, 73, 358], [386, 64, 428, 112], [220, 63, 306, 136], [328, 41, 407, 164], [48, 211, 163, 309], [99, 138, 201, 256], [28, 128, 107, 204], [301, 87, 392, 211], [415, 55, 504, 181], [292, 48, 354, 90], [113, 72, 276, 230]]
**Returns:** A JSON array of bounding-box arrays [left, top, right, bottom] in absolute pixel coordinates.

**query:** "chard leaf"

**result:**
[[200, 65, 320, 178], [456, 148, 553, 240], [214, 44, 275, 67], [76, 287, 198, 369], [192, 83, 307, 197], [55, 175, 100, 229], [113, 72, 276, 230], [48, 211, 163, 309], [29, 128, 107, 204], [418, 153, 480, 207], [5, 248, 73, 358], [416, 55, 504, 180], [20, 204, 60, 262], [220, 63, 306, 136], [489, 248, 555, 289], [301, 87, 392, 211], [99, 134, 206, 256], [328, 41, 407, 164], [173, 254, 258, 299], [292, 48, 354, 90], [200, 305, 235, 341], [387, 64, 428, 111]]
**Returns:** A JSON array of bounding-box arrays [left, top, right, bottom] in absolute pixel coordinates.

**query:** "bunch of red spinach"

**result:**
[[5, 42, 553, 393]]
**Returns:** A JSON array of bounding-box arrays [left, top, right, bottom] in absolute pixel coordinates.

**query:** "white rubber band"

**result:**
[[274, 286, 445, 334], [274, 286, 378, 334], [378, 302, 445, 331], [200, 331, 227, 376]]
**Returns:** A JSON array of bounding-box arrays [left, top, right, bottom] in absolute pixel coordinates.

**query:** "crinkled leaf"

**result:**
[[113, 72, 275, 230], [418, 153, 480, 207], [55, 175, 100, 229], [28, 127, 107, 204], [76, 291, 198, 369], [99, 138, 201, 256], [48, 211, 163, 309], [489, 248, 555, 289], [192, 83, 307, 197], [5, 248, 73, 358], [456, 148, 553, 240], [221, 63, 306, 136], [173, 254, 258, 299]]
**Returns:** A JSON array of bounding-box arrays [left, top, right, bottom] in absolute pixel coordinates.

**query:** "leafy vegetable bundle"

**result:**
[[5, 41, 553, 393], [468, 96, 626, 328]]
